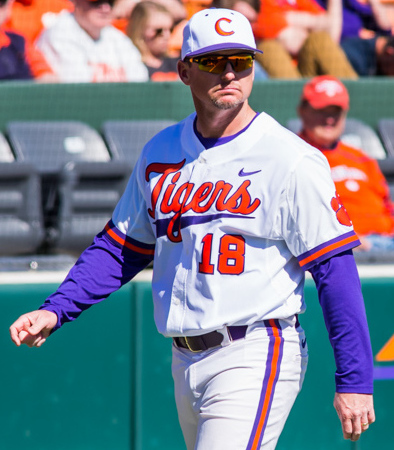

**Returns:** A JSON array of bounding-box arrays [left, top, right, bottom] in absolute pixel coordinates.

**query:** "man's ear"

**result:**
[[177, 60, 191, 85]]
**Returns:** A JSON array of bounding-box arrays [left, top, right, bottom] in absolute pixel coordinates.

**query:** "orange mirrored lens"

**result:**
[[190, 55, 254, 74]]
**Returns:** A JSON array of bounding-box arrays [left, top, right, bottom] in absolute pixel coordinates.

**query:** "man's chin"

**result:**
[[212, 97, 242, 110]]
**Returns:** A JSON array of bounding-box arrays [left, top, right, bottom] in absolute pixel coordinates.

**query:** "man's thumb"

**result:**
[[28, 319, 45, 336]]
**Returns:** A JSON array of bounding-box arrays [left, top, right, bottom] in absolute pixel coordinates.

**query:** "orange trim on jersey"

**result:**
[[249, 319, 282, 449], [104, 223, 155, 256], [298, 234, 359, 267]]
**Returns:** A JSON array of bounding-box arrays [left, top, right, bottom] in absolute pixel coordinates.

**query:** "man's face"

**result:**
[[143, 11, 174, 58], [74, 0, 114, 31], [298, 102, 347, 148], [178, 51, 255, 112]]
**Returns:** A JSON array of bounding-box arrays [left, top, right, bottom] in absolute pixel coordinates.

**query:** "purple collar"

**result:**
[[194, 112, 260, 149]]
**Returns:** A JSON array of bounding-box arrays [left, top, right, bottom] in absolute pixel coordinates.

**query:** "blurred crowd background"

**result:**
[[1, 0, 394, 83]]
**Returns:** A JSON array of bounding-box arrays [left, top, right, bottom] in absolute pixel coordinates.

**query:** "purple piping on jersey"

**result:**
[[373, 366, 394, 380], [298, 231, 360, 270], [154, 213, 255, 238], [246, 319, 283, 450]]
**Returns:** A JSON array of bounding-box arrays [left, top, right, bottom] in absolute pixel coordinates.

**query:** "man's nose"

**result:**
[[326, 116, 337, 125], [221, 62, 236, 79]]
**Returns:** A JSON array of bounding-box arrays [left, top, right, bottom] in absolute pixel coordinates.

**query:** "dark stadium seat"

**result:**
[[102, 120, 176, 173], [0, 161, 44, 255], [377, 119, 394, 157], [5, 121, 129, 255], [54, 161, 130, 254], [6, 120, 111, 173], [286, 117, 387, 159]]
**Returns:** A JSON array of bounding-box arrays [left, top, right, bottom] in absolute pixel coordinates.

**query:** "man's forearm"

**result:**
[[309, 250, 374, 393]]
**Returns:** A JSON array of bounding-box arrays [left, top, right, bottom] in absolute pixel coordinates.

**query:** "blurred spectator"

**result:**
[[211, 0, 269, 79], [212, 0, 259, 22], [317, 0, 393, 76], [148, 0, 188, 57], [375, 36, 394, 75], [111, 0, 137, 32], [253, 0, 358, 79], [155, 0, 188, 23], [36, 0, 149, 83], [111, 0, 187, 57], [0, 0, 57, 81], [297, 75, 394, 252], [342, 34, 394, 76], [4, 0, 73, 45], [127, 0, 179, 80]]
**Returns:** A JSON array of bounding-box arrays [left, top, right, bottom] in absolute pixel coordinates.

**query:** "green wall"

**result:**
[[0, 79, 393, 132], [2, 275, 393, 449]]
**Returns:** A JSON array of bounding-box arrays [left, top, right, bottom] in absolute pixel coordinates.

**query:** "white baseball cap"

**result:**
[[181, 8, 263, 60]]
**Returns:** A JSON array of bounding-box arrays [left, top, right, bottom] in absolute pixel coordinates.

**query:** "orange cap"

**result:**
[[301, 75, 349, 110]]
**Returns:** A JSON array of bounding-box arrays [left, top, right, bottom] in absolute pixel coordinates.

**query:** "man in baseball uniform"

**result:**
[[10, 8, 374, 449]]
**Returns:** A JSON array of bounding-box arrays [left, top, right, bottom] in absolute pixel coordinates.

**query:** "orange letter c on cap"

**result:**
[[215, 18, 234, 36]]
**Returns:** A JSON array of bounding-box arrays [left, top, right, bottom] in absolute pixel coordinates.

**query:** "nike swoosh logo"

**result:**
[[238, 168, 262, 177], [301, 338, 307, 348]]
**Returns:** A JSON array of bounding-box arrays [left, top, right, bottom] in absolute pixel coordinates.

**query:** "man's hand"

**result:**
[[334, 393, 375, 441], [9, 310, 58, 348]]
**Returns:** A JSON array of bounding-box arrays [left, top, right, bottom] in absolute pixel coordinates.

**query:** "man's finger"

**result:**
[[36, 338, 47, 348], [19, 329, 48, 348], [341, 417, 353, 440], [9, 326, 21, 346], [28, 315, 52, 336], [9, 316, 31, 345], [351, 417, 362, 441], [368, 408, 376, 424]]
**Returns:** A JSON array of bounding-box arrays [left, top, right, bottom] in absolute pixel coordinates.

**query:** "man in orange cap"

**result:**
[[298, 75, 394, 252]]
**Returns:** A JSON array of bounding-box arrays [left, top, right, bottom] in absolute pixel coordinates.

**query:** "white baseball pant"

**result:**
[[172, 316, 308, 449]]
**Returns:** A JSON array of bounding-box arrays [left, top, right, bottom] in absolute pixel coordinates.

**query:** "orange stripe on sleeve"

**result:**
[[105, 223, 155, 256], [299, 234, 359, 267]]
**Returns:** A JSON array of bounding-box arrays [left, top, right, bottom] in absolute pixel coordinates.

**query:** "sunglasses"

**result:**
[[151, 27, 173, 39], [88, 0, 116, 7], [187, 54, 255, 74]]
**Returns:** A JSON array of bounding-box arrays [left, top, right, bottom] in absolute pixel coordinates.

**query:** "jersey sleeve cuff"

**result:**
[[335, 385, 374, 394], [297, 231, 360, 271]]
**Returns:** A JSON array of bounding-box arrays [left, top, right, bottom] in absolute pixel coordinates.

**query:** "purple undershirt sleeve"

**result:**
[[39, 228, 154, 332], [309, 250, 374, 394]]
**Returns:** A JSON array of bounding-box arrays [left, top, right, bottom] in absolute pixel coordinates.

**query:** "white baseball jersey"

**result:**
[[111, 112, 359, 337], [36, 11, 148, 83]]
